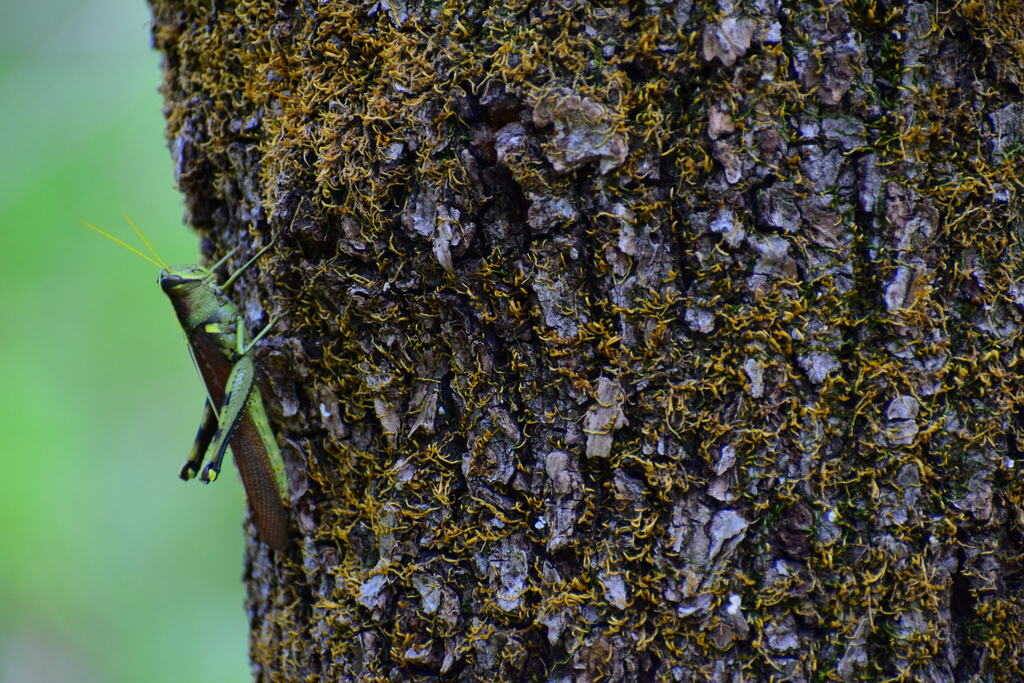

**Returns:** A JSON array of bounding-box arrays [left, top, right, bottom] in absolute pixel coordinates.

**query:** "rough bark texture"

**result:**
[[148, 0, 1024, 680]]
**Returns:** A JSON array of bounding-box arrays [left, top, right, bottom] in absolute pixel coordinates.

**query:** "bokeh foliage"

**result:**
[[0, 2, 248, 681]]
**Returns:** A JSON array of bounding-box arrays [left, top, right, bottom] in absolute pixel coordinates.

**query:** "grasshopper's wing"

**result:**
[[230, 394, 290, 551]]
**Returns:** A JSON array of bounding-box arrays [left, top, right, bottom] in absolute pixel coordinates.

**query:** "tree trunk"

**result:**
[[147, 0, 1024, 680]]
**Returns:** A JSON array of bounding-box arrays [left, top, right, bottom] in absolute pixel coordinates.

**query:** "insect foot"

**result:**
[[201, 464, 221, 483]]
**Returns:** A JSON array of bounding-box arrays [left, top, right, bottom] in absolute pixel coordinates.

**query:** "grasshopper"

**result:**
[[87, 219, 290, 551]]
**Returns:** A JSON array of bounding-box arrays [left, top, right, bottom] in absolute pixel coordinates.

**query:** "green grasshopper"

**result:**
[[87, 219, 290, 551]]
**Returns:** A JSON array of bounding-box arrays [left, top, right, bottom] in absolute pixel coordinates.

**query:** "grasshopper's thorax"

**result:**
[[159, 265, 237, 336]]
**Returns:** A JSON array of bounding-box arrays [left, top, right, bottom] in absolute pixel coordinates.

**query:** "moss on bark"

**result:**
[[149, 0, 1024, 679]]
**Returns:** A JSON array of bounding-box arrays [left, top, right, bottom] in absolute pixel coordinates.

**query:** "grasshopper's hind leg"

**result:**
[[181, 400, 218, 480], [200, 355, 257, 484]]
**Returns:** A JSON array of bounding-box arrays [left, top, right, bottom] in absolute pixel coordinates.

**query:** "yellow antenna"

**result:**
[[83, 221, 163, 269], [124, 215, 168, 269]]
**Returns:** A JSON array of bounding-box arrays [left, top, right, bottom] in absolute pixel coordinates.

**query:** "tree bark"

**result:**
[[148, 0, 1024, 680]]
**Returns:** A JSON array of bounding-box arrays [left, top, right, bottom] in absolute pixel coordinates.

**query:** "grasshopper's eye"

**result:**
[[159, 272, 194, 292]]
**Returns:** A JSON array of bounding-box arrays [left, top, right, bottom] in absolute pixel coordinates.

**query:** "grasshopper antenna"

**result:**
[[83, 221, 163, 269], [124, 215, 168, 269]]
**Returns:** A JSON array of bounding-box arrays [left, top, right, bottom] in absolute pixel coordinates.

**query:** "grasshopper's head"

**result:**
[[158, 265, 213, 295], [158, 264, 224, 329]]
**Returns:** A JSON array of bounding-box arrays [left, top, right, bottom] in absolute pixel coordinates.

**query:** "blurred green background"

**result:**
[[1, 2, 249, 681]]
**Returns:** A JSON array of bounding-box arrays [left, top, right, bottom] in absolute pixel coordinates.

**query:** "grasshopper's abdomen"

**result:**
[[188, 325, 290, 551]]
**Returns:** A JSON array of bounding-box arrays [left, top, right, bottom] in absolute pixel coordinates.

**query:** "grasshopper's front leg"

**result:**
[[180, 399, 217, 480], [200, 353, 257, 484]]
